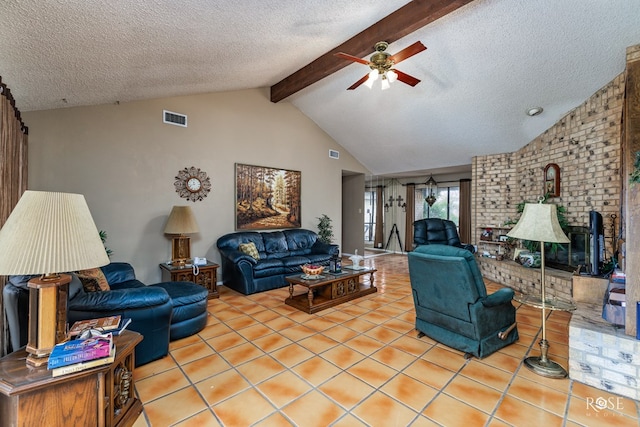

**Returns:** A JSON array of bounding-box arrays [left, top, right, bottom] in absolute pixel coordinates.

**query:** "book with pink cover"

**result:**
[[47, 332, 114, 370]]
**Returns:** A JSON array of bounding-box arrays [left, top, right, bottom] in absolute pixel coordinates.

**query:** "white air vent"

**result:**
[[163, 110, 187, 127], [329, 149, 339, 159]]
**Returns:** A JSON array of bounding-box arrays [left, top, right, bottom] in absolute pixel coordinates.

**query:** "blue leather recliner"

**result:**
[[3, 262, 173, 366], [408, 244, 518, 358], [217, 229, 339, 295], [413, 218, 475, 253]]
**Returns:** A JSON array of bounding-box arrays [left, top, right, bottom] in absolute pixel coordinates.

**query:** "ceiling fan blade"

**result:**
[[347, 74, 370, 90], [393, 70, 421, 87], [334, 52, 370, 65], [390, 41, 427, 64]]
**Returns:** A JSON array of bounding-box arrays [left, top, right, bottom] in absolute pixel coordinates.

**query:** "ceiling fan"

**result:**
[[335, 41, 427, 90]]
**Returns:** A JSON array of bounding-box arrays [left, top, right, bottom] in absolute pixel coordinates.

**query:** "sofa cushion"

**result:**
[[77, 268, 110, 291], [79, 276, 104, 292], [284, 229, 317, 256], [262, 231, 289, 257], [239, 242, 260, 259]]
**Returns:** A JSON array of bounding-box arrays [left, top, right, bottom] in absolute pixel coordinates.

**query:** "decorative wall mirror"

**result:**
[[544, 163, 560, 197]]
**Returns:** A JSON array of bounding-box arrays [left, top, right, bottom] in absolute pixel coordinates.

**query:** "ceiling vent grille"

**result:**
[[163, 110, 187, 127], [329, 149, 339, 159]]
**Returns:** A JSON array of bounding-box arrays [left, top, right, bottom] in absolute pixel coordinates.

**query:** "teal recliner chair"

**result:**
[[408, 245, 518, 358]]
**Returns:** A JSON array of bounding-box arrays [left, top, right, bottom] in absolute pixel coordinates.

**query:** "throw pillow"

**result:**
[[77, 268, 110, 291], [239, 242, 260, 260], [78, 276, 103, 293]]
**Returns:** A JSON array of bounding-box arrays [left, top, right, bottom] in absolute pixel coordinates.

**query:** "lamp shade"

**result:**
[[0, 191, 110, 275], [164, 205, 199, 235], [507, 203, 569, 243]]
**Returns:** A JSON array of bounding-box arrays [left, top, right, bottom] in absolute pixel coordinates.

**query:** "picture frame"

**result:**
[[498, 234, 509, 242], [235, 163, 301, 230], [544, 163, 560, 197]]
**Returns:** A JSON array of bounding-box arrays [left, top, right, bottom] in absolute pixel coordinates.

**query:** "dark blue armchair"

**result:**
[[408, 245, 518, 358]]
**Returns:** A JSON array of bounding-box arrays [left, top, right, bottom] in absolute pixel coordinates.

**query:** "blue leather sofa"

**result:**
[[216, 229, 339, 295], [408, 245, 518, 358], [3, 263, 173, 366]]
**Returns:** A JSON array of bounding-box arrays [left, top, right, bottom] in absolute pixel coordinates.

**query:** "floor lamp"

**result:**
[[0, 191, 110, 366], [507, 201, 570, 378]]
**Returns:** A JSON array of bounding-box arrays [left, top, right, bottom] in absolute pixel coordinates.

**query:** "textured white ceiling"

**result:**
[[2, 0, 639, 176]]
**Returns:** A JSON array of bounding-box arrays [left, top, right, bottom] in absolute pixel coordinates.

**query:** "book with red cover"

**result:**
[[47, 333, 114, 370]]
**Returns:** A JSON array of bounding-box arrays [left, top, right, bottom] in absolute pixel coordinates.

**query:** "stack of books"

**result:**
[[46, 316, 132, 377], [47, 332, 115, 377]]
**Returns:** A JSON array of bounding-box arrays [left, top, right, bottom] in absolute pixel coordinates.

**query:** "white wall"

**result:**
[[24, 88, 368, 283]]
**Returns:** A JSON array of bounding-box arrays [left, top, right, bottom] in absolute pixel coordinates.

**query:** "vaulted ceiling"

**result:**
[[2, 0, 639, 177]]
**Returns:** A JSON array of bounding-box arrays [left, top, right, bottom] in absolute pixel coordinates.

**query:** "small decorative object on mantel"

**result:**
[[174, 166, 211, 202], [480, 228, 493, 241], [544, 163, 560, 197]]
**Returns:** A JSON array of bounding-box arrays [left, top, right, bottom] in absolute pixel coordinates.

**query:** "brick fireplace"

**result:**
[[471, 44, 640, 397]]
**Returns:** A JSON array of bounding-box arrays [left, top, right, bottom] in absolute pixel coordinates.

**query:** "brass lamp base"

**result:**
[[523, 339, 568, 379]]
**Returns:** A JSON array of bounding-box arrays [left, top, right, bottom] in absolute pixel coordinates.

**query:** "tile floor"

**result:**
[[132, 254, 639, 426]]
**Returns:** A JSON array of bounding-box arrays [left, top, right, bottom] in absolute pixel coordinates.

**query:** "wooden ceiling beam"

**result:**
[[270, 0, 475, 102]]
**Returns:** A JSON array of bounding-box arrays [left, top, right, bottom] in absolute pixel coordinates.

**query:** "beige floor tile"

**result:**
[[421, 346, 468, 372], [460, 360, 513, 392], [197, 322, 233, 340], [253, 411, 296, 426], [182, 353, 231, 383], [224, 314, 258, 330], [403, 359, 456, 390], [477, 349, 522, 374], [173, 409, 220, 426], [363, 325, 402, 344], [298, 333, 339, 353], [352, 391, 418, 427], [494, 395, 564, 427], [219, 341, 264, 366], [278, 324, 316, 341], [302, 316, 337, 332], [236, 354, 286, 385], [321, 309, 355, 324], [321, 344, 366, 370], [508, 376, 568, 416], [270, 343, 314, 368], [170, 341, 215, 365], [291, 356, 341, 386], [566, 395, 639, 426], [235, 323, 275, 341], [344, 334, 384, 356], [169, 334, 202, 351], [381, 318, 415, 334], [257, 370, 312, 408], [347, 357, 397, 388], [196, 368, 251, 406], [319, 372, 375, 410], [213, 388, 276, 425], [444, 375, 503, 414], [135, 367, 190, 403], [134, 355, 177, 381], [264, 315, 297, 331], [342, 317, 377, 333], [390, 334, 432, 357], [252, 332, 293, 353], [206, 331, 247, 352], [422, 393, 490, 426], [281, 390, 345, 427], [321, 325, 359, 343], [380, 373, 438, 412], [570, 382, 639, 419], [516, 363, 571, 393], [331, 413, 369, 426], [143, 387, 208, 426], [370, 345, 417, 371], [251, 308, 282, 323]]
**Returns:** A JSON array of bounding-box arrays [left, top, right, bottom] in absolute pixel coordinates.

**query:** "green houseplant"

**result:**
[[99, 230, 113, 258], [317, 214, 334, 244]]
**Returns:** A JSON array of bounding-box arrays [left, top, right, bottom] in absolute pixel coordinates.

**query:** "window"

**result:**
[[414, 185, 460, 225], [364, 190, 376, 242]]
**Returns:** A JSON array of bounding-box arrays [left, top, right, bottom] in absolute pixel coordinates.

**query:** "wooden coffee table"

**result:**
[[285, 267, 377, 314]]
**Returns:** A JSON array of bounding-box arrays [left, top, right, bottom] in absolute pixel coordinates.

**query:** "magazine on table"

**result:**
[[47, 332, 114, 370]]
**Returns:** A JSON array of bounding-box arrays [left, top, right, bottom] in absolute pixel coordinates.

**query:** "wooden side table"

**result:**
[[159, 261, 219, 299], [0, 330, 143, 427]]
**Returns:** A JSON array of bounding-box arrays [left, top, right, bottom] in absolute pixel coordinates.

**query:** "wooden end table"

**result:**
[[285, 267, 377, 314], [0, 331, 143, 427], [159, 261, 219, 299]]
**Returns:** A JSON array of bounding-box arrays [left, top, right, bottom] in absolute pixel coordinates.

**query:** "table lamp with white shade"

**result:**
[[507, 200, 570, 378], [0, 191, 110, 366], [164, 205, 199, 266]]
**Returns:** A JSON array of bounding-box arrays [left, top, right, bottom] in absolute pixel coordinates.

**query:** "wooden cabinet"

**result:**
[[0, 331, 143, 427], [159, 262, 219, 299]]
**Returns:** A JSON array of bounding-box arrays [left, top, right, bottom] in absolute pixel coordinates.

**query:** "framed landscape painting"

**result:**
[[235, 163, 301, 230]]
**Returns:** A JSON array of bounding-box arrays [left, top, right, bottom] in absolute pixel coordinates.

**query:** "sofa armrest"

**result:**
[[481, 287, 514, 307], [219, 249, 258, 265], [310, 242, 339, 256], [69, 287, 171, 312]]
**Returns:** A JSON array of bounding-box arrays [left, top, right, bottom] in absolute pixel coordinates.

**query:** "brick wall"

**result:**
[[472, 72, 625, 275]]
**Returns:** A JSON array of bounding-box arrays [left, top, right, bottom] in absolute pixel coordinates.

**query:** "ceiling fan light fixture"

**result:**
[[381, 76, 390, 91], [387, 70, 398, 83]]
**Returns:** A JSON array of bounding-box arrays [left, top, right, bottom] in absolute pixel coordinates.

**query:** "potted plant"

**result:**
[[317, 214, 334, 244]]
